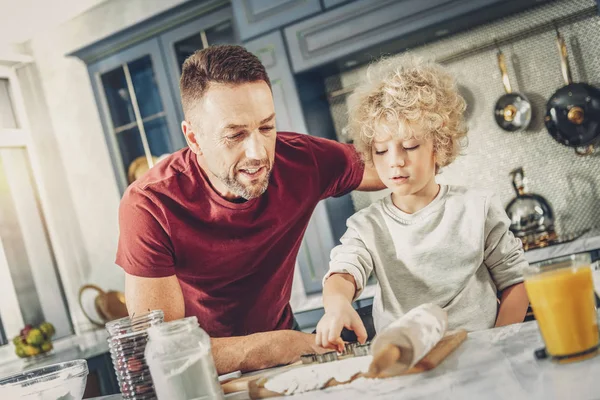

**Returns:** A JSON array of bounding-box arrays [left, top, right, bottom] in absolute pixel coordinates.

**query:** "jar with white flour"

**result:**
[[145, 317, 224, 400]]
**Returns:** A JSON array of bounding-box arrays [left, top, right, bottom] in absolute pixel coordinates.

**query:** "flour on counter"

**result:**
[[264, 356, 373, 395], [489, 324, 523, 343]]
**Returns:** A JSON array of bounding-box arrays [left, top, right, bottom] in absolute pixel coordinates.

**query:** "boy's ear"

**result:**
[[433, 153, 440, 174]]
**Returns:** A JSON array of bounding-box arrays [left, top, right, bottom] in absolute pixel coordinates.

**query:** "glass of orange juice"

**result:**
[[524, 253, 599, 363]]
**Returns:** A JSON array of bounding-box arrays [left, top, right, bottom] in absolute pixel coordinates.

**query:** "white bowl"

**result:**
[[0, 359, 88, 400]]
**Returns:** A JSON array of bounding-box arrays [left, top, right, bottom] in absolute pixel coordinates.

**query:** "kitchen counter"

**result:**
[[0, 329, 109, 378], [90, 321, 600, 399], [524, 232, 600, 264]]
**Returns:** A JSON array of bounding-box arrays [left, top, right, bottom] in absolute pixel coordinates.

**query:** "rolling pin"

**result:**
[[368, 303, 448, 377], [251, 304, 456, 398]]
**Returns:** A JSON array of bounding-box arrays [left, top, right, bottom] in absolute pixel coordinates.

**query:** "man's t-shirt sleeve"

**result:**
[[305, 135, 365, 200], [115, 186, 176, 278]]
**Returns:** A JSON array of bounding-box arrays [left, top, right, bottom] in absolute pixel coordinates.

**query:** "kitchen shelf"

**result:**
[[327, 5, 598, 100]]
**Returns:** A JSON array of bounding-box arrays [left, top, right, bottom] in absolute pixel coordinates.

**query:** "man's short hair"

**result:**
[[179, 45, 271, 119]]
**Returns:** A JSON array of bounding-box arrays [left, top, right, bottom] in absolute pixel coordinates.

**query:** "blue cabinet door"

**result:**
[[89, 39, 185, 193], [284, 0, 549, 73], [245, 31, 307, 134], [245, 31, 336, 294], [233, 0, 322, 42], [159, 6, 236, 122], [323, 0, 354, 9]]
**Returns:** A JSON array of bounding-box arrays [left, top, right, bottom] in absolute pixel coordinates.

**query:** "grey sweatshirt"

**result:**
[[324, 185, 528, 333]]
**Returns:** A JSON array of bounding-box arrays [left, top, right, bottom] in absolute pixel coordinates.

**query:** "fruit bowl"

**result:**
[[0, 359, 88, 400], [13, 322, 56, 359]]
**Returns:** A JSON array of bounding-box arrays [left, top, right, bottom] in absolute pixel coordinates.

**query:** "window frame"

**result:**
[[0, 65, 73, 345], [88, 39, 184, 193]]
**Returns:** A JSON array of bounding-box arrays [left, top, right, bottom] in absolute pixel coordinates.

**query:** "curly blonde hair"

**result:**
[[347, 55, 467, 170]]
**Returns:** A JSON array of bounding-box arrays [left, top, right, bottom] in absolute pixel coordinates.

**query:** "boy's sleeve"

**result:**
[[323, 226, 374, 299], [305, 135, 365, 200], [483, 193, 528, 291]]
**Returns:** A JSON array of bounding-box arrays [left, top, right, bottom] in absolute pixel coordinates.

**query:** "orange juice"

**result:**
[[525, 265, 599, 360]]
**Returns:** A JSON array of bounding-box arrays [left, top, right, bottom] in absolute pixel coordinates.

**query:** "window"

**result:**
[[98, 55, 173, 184], [172, 20, 235, 72], [88, 7, 236, 193], [0, 79, 19, 129], [0, 69, 73, 346]]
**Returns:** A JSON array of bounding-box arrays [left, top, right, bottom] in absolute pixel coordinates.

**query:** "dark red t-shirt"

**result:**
[[115, 132, 364, 337]]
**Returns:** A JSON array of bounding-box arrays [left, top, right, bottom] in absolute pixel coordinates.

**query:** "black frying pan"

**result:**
[[494, 49, 532, 132], [545, 30, 600, 156]]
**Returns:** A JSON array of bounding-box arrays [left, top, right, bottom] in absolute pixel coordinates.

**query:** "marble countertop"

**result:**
[[524, 232, 600, 264], [91, 321, 600, 400], [0, 329, 109, 378]]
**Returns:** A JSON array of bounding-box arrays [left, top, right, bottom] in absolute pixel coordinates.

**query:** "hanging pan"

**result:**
[[545, 28, 600, 156], [493, 44, 532, 132]]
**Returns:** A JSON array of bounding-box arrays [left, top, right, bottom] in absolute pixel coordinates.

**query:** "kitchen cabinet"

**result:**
[[294, 297, 373, 332], [284, 0, 549, 73], [158, 6, 234, 122], [83, 6, 237, 193], [85, 352, 120, 397], [246, 31, 335, 294], [88, 39, 184, 193], [245, 31, 306, 134], [323, 0, 354, 9], [233, 0, 322, 41]]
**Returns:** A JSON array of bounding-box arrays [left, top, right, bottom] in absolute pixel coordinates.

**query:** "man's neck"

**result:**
[[195, 153, 246, 202]]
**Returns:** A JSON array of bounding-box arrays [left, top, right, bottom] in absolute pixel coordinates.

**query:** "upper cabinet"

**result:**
[[233, 0, 322, 42], [159, 7, 234, 122], [245, 31, 307, 133], [88, 39, 184, 193], [284, 0, 549, 73], [323, 0, 353, 9], [81, 5, 237, 193]]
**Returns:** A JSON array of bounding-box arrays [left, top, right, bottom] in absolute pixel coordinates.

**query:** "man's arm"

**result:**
[[124, 273, 326, 374], [495, 282, 528, 327], [125, 274, 185, 320], [356, 161, 385, 191]]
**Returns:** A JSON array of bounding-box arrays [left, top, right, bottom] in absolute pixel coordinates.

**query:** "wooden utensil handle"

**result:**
[[555, 32, 572, 85], [496, 51, 512, 94], [368, 344, 402, 377]]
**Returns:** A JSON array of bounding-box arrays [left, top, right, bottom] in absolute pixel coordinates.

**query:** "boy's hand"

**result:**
[[315, 296, 368, 352]]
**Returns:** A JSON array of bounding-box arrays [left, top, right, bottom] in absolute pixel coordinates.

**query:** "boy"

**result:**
[[316, 57, 529, 350]]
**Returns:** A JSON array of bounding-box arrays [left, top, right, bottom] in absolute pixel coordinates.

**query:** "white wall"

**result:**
[[21, 0, 189, 332]]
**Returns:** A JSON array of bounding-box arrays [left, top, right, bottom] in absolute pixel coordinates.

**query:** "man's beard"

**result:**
[[216, 164, 271, 200]]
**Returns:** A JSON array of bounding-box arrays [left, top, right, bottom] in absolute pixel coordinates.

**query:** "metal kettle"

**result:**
[[505, 168, 555, 250], [78, 284, 128, 327]]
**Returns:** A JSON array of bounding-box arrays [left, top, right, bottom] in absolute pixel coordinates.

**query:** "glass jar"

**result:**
[[106, 310, 164, 399], [145, 316, 224, 400]]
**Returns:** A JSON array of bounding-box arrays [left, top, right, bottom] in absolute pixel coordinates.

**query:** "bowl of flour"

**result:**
[[0, 359, 88, 399]]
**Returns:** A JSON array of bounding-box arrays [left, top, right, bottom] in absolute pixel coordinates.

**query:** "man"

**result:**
[[116, 45, 384, 374]]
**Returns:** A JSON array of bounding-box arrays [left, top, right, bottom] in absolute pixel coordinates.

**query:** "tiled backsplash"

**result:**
[[326, 0, 600, 237]]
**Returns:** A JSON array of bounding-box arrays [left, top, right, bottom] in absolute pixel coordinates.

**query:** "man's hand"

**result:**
[[316, 295, 367, 352], [215, 330, 330, 373], [124, 272, 329, 373], [356, 161, 386, 191]]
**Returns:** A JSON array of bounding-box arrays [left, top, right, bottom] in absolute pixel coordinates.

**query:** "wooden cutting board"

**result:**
[[221, 361, 303, 394], [240, 329, 467, 399]]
